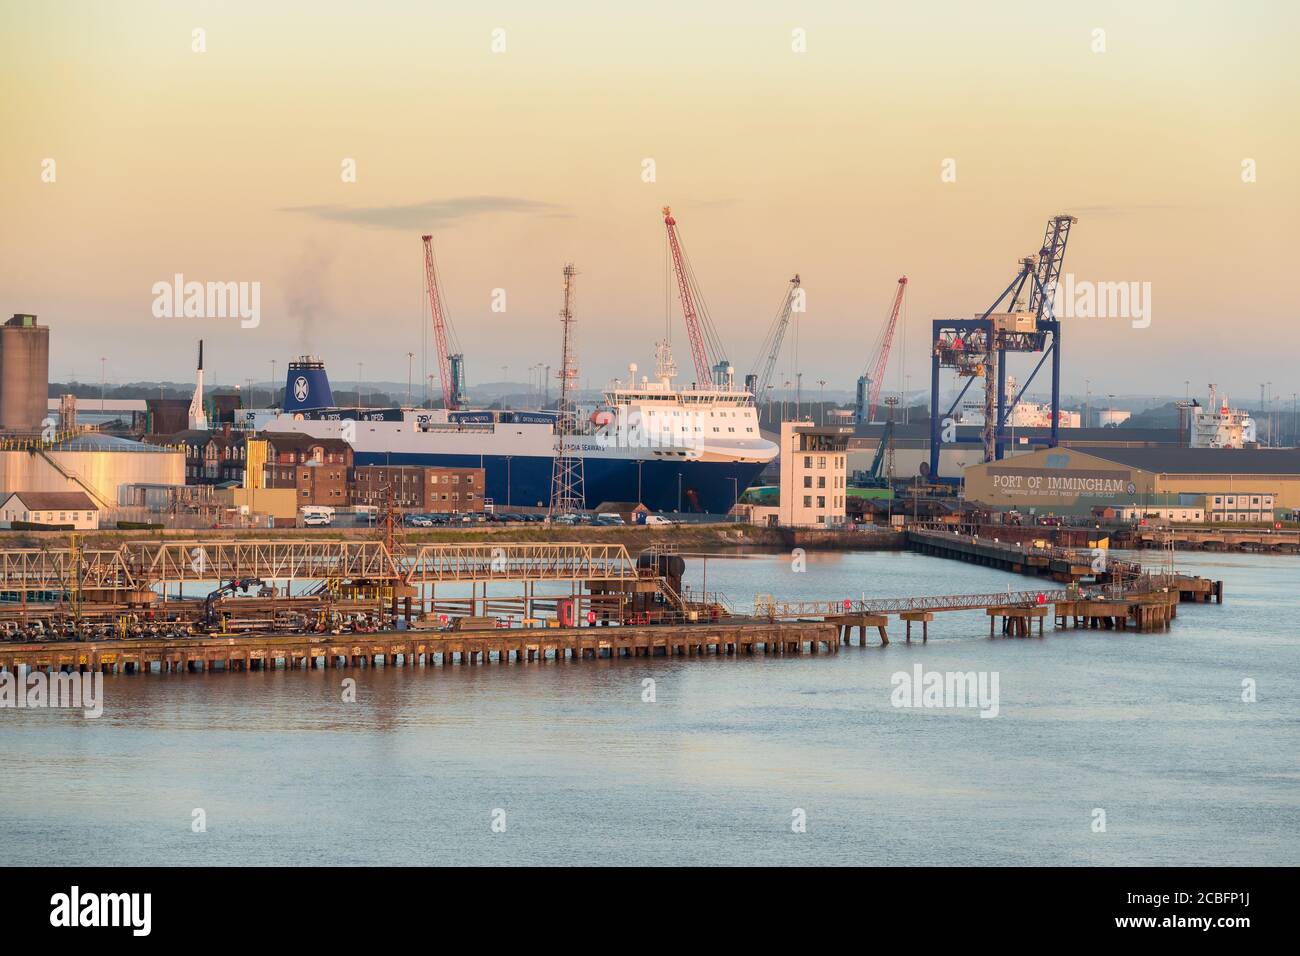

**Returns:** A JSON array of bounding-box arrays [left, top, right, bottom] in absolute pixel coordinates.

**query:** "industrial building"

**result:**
[[963, 446, 1300, 518], [847, 422, 1184, 484], [0, 314, 50, 434], [0, 433, 185, 511]]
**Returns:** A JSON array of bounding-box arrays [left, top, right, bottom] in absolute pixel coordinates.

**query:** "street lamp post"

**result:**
[[407, 352, 415, 406], [817, 379, 827, 425], [100, 357, 106, 413]]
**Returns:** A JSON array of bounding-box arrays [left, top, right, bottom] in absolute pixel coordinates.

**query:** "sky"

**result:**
[[2, 0, 1297, 406]]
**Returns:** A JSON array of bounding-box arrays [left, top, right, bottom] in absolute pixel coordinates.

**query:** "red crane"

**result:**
[[421, 234, 458, 410], [864, 276, 908, 423], [662, 206, 720, 386]]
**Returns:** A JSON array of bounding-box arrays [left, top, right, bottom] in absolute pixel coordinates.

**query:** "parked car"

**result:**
[[595, 513, 625, 525], [640, 513, 673, 526], [406, 515, 433, 527]]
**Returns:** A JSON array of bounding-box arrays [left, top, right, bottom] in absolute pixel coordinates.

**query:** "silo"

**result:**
[[0, 314, 50, 433]]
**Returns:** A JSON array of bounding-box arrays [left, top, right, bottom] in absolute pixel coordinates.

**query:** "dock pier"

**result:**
[[0, 620, 841, 676]]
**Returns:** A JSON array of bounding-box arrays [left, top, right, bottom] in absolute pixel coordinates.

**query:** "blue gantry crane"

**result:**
[[927, 215, 1077, 479]]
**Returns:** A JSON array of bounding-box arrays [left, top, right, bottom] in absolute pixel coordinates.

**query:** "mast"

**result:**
[[549, 264, 585, 514]]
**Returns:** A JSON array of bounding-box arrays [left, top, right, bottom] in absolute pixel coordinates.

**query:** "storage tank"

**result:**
[[0, 314, 50, 433]]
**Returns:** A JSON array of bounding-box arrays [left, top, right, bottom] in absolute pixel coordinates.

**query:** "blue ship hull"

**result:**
[[353, 451, 766, 514]]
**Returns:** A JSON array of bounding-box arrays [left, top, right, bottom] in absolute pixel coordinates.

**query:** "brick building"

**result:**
[[352, 464, 485, 512], [148, 424, 248, 485], [261, 432, 353, 507]]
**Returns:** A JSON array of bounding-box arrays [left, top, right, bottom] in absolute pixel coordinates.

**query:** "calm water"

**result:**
[[3, 549, 1297, 866]]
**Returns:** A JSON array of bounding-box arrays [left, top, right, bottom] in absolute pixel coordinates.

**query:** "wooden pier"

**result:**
[[0, 620, 841, 675], [762, 577, 1196, 644], [906, 528, 1140, 583]]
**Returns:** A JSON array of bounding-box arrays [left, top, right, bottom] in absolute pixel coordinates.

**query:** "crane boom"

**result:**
[[421, 234, 458, 410], [1029, 214, 1076, 318], [750, 275, 800, 398], [864, 276, 908, 423], [662, 206, 716, 385]]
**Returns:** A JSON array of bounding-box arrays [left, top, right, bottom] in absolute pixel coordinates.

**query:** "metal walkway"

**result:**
[[755, 589, 1068, 620], [0, 540, 647, 592]]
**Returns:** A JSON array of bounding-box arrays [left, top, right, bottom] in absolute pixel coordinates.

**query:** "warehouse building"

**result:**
[[846, 422, 1184, 483], [963, 446, 1300, 518]]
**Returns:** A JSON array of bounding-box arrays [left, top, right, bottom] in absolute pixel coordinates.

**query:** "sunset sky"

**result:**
[[3, 0, 1297, 403]]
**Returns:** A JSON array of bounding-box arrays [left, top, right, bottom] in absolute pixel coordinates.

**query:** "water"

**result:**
[[3, 549, 1297, 866]]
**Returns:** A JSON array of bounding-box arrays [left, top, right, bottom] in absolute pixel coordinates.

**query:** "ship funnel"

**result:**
[[283, 355, 335, 412]]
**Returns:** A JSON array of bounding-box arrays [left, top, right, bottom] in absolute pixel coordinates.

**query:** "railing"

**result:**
[[681, 586, 734, 617], [132, 540, 404, 585], [0, 548, 140, 594], [0, 540, 656, 592], [755, 589, 1071, 620], [402, 542, 639, 583]]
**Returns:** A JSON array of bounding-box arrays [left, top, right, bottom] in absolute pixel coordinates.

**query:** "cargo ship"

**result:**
[[253, 352, 777, 514]]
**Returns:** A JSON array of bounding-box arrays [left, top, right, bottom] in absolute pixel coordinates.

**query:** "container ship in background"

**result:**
[[250, 352, 777, 515]]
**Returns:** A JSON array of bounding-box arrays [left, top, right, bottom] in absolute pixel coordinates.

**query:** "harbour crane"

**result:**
[[662, 206, 729, 387], [1029, 214, 1076, 319], [928, 214, 1076, 476], [421, 234, 465, 410], [855, 276, 908, 424], [748, 274, 801, 400]]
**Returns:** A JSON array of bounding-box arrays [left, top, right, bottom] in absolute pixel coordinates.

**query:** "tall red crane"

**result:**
[[421, 234, 458, 410], [863, 276, 908, 423], [662, 206, 725, 386]]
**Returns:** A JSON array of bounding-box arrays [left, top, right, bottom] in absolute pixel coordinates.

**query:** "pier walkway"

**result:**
[[756, 577, 1187, 645]]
